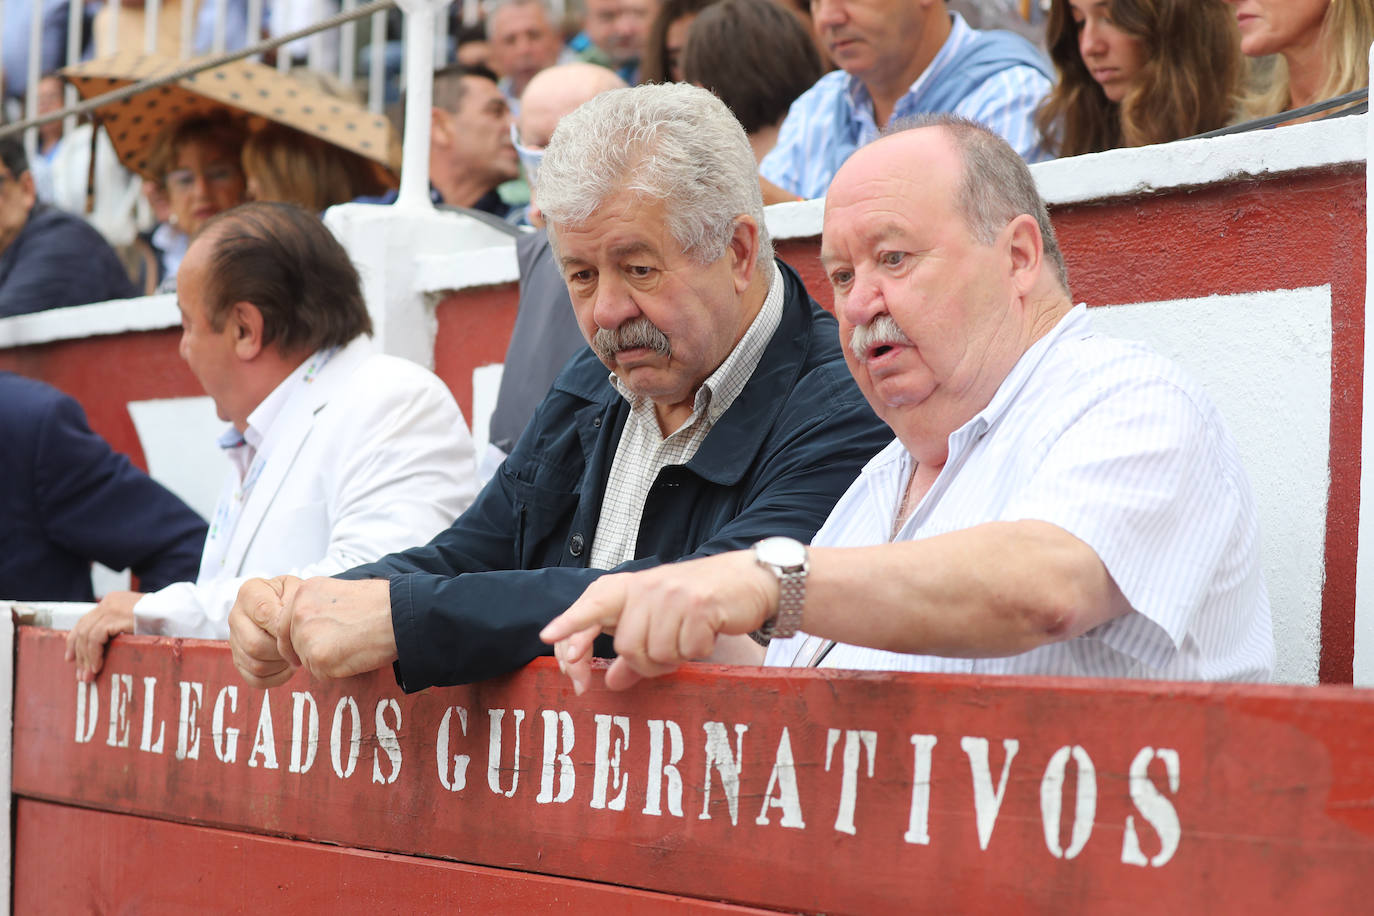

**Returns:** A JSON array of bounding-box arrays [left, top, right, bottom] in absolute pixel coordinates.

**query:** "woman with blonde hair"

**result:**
[[241, 124, 393, 213], [1035, 0, 1243, 157], [1224, 0, 1373, 120]]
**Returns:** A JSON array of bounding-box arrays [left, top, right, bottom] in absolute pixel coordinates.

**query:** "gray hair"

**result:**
[[537, 83, 773, 268], [485, 0, 555, 27], [889, 114, 1070, 294]]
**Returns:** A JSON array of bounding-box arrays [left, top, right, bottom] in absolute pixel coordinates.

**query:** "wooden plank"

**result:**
[[13, 799, 769, 913], [13, 628, 1374, 914]]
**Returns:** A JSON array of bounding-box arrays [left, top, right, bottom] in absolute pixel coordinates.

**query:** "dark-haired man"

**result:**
[[432, 64, 521, 214], [67, 202, 479, 679], [0, 135, 136, 317]]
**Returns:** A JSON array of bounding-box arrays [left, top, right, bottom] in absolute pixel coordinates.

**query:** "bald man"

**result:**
[[545, 114, 1273, 691]]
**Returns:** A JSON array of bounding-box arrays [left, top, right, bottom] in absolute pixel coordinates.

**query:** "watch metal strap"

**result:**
[[759, 564, 806, 639]]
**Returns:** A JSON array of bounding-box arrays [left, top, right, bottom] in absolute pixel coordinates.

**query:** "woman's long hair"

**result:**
[[1035, 0, 1242, 157], [1241, 0, 1373, 120]]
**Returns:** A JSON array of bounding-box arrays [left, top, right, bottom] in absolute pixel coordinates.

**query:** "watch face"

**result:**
[[756, 536, 807, 569]]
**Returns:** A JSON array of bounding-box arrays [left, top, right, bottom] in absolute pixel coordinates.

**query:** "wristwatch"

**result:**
[[752, 536, 809, 639]]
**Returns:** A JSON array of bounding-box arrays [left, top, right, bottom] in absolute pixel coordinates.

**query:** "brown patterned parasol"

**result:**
[[61, 50, 400, 186]]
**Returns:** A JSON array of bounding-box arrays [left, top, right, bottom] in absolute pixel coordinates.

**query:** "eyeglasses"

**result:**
[[165, 163, 241, 194], [510, 122, 545, 184]]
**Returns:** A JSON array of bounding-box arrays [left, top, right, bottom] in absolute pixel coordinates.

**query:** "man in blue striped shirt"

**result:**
[[759, 0, 1052, 203]]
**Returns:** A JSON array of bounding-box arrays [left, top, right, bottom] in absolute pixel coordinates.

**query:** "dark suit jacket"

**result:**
[[487, 228, 586, 455], [0, 203, 138, 318], [0, 373, 208, 601], [341, 260, 891, 690]]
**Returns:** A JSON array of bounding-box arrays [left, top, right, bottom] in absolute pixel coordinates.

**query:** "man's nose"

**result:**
[[840, 268, 885, 330], [812, 0, 847, 31], [592, 274, 641, 331]]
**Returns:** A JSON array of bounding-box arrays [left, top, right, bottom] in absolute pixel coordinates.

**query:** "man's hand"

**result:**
[[228, 576, 302, 688], [230, 576, 397, 687], [540, 551, 777, 695], [66, 591, 145, 682]]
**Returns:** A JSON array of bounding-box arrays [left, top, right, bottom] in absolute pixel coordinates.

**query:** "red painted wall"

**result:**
[[14, 629, 1374, 913]]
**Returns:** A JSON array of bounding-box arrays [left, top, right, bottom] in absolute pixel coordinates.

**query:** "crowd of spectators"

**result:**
[[2, 0, 1368, 315]]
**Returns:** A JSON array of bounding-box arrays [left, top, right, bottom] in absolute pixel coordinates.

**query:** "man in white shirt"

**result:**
[[67, 202, 478, 680], [543, 114, 1273, 691]]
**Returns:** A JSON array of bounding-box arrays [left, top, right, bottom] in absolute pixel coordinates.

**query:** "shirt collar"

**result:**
[[842, 12, 971, 124], [954, 304, 1089, 447], [608, 261, 785, 427], [220, 346, 340, 453]]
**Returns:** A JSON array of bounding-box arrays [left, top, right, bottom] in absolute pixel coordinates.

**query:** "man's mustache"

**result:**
[[592, 317, 672, 363], [849, 315, 912, 362]]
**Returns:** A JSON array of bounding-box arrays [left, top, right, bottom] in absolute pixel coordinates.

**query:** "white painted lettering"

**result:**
[[437, 706, 471, 792], [1122, 747, 1182, 868], [138, 676, 165, 754], [175, 682, 203, 760], [106, 674, 133, 748], [755, 727, 806, 829], [904, 735, 938, 845], [825, 728, 876, 835], [699, 722, 748, 826], [643, 719, 684, 818], [591, 714, 630, 811], [962, 736, 1019, 851], [1040, 745, 1096, 859], [248, 693, 279, 769], [212, 685, 240, 764], [487, 708, 525, 798], [537, 710, 576, 804], [330, 696, 361, 779], [372, 699, 402, 785], [288, 691, 319, 775], [75, 681, 99, 744]]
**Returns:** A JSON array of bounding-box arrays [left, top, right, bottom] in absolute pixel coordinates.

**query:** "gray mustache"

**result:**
[[592, 317, 672, 363], [849, 315, 912, 361]]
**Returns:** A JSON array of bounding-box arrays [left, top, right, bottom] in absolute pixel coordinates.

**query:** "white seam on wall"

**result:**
[[1, 608, 14, 916], [1355, 52, 1374, 687]]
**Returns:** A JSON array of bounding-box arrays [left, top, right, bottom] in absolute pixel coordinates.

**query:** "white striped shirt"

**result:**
[[765, 305, 1274, 682], [759, 12, 1052, 200], [588, 264, 785, 569]]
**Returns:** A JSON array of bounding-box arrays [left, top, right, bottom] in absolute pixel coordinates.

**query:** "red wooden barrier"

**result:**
[[13, 627, 1374, 913]]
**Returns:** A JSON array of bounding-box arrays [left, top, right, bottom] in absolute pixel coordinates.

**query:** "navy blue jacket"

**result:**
[[0, 373, 208, 601], [342, 260, 890, 690], [0, 204, 138, 318]]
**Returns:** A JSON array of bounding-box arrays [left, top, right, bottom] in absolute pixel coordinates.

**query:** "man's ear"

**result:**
[[727, 216, 761, 294], [430, 107, 452, 147], [1004, 214, 1043, 297], [18, 170, 36, 209], [229, 301, 265, 360]]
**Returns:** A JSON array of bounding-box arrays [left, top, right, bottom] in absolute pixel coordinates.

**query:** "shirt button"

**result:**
[[569, 533, 585, 556], [593, 417, 602, 428]]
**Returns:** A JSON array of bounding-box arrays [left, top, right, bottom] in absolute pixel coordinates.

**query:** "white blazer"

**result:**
[[135, 338, 478, 638]]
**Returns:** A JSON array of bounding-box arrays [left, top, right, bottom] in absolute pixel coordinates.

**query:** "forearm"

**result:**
[[797, 521, 1128, 658]]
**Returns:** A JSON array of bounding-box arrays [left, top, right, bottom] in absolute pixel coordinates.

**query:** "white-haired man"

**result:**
[[544, 115, 1273, 692], [486, 0, 567, 108], [227, 84, 890, 692]]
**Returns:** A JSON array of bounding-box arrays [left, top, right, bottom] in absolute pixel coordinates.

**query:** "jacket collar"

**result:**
[[553, 260, 818, 487]]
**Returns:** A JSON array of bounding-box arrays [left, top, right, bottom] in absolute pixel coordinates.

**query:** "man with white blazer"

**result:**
[[67, 202, 479, 680]]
